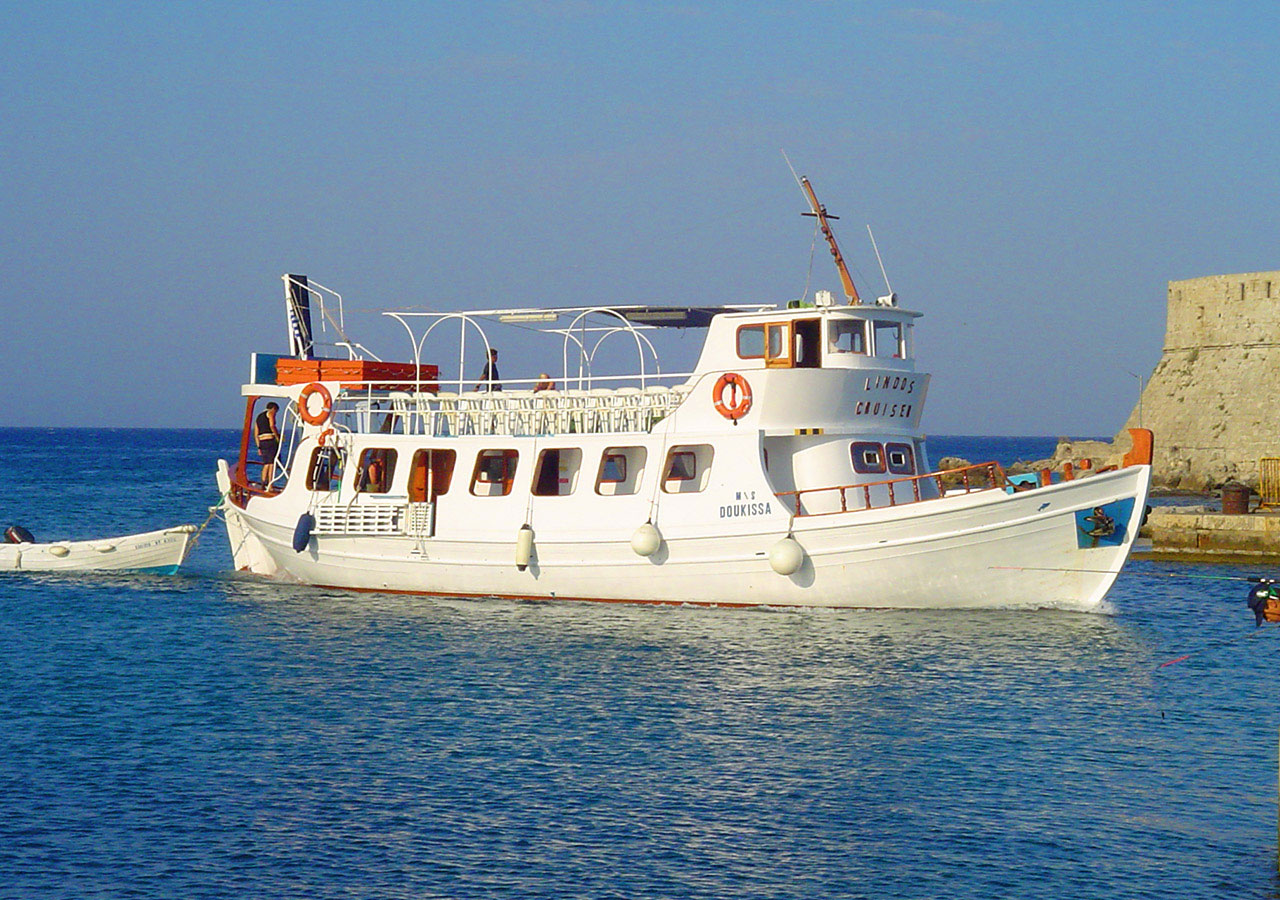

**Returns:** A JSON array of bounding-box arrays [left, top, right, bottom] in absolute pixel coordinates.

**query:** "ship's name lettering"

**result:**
[[854, 401, 913, 418], [864, 376, 917, 392], [720, 502, 772, 519]]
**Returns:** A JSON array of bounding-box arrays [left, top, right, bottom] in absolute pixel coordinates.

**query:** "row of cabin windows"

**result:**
[[306, 444, 715, 498], [850, 441, 916, 476], [736, 318, 906, 365]]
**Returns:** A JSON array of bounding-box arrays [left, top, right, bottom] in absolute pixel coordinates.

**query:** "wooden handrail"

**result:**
[[776, 462, 1007, 518], [227, 460, 282, 508]]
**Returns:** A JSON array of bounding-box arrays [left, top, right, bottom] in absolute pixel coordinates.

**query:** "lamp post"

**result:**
[[1123, 369, 1145, 429]]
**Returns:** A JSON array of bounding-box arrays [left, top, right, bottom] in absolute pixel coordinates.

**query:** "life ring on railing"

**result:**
[[298, 383, 332, 426], [712, 373, 753, 420], [317, 427, 335, 447]]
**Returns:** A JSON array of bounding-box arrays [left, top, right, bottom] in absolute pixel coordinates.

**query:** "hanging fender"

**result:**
[[292, 512, 316, 553]]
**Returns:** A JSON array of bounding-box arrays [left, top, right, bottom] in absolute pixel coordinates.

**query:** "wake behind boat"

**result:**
[[215, 181, 1152, 609], [1, 524, 197, 574]]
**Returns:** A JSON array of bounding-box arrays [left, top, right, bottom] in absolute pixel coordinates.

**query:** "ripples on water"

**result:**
[[1, 430, 1278, 898]]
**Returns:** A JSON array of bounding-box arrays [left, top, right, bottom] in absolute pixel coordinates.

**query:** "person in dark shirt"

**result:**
[[254, 402, 281, 487], [476, 347, 502, 391]]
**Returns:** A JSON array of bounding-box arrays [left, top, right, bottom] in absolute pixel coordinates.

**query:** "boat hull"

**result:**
[[218, 464, 1150, 610], [0, 526, 196, 574]]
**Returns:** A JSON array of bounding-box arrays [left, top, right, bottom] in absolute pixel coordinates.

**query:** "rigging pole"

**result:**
[[799, 177, 861, 305]]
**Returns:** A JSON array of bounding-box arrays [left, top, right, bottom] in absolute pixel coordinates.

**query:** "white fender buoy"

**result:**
[[631, 522, 662, 557], [93, 543, 117, 554], [515, 524, 534, 571], [769, 536, 805, 576], [48, 545, 70, 558]]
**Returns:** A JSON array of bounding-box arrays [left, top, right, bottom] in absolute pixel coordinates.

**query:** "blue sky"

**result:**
[[2, 1, 1276, 434]]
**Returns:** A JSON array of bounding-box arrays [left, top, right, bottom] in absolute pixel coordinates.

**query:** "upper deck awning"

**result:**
[[380, 303, 778, 331]]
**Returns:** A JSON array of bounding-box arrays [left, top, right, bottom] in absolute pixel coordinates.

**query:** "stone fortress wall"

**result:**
[[1112, 270, 1280, 490]]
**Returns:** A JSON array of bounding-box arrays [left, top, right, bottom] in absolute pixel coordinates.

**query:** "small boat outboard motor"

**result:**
[[1246, 579, 1280, 627], [5, 525, 35, 544]]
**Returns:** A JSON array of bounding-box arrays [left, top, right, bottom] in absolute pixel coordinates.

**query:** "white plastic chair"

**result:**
[[614, 387, 642, 432], [432, 391, 459, 436]]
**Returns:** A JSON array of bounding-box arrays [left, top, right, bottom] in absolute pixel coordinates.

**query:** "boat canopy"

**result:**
[[383, 303, 777, 331]]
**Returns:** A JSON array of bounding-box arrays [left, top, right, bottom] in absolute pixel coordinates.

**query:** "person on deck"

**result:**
[[533, 373, 555, 392], [254, 402, 281, 487], [476, 348, 502, 391]]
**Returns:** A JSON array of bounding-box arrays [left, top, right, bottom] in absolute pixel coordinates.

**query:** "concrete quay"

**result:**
[[1141, 504, 1280, 561]]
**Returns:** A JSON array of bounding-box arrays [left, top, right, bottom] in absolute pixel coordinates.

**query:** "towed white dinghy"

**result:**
[[0, 525, 197, 575]]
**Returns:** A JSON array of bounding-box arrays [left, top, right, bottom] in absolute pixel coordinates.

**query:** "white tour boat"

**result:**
[[215, 184, 1152, 609]]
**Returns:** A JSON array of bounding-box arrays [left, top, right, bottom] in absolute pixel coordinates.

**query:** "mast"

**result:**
[[799, 177, 861, 305]]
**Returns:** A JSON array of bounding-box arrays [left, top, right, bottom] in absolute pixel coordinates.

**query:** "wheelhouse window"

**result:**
[[532, 448, 582, 497], [471, 449, 518, 496], [356, 448, 397, 493], [873, 321, 904, 358], [662, 444, 714, 493], [885, 442, 915, 476], [827, 318, 867, 355], [596, 446, 646, 496], [736, 325, 765, 359], [850, 442, 886, 475], [765, 323, 791, 367]]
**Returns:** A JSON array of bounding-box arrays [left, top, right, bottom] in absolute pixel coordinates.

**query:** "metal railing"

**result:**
[[330, 380, 698, 438], [776, 461, 1007, 517]]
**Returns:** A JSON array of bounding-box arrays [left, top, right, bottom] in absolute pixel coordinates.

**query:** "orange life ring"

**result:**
[[317, 427, 335, 447], [298, 382, 332, 426], [712, 372, 753, 420]]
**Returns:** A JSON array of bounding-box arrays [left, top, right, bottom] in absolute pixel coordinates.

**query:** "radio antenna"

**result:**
[[866, 225, 898, 307], [866, 225, 892, 294]]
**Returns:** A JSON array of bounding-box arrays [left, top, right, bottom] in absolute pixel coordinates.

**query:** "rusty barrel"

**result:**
[[1221, 481, 1251, 515]]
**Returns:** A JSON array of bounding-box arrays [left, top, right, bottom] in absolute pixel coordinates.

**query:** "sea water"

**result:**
[[0, 429, 1276, 899]]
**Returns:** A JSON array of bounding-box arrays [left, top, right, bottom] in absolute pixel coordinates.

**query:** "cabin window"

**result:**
[[306, 447, 343, 491], [356, 448, 398, 493], [409, 449, 456, 502], [736, 325, 766, 359], [662, 444, 714, 493], [886, 442, 915, 476], [828, 318, 867, 355], [596, 446, 646, 496], [873, 321, 903, 358], [601, 454, 626, 483], [532, 448, 582, 497], [667, 452, 696, 481], [850, 442, 886, 475], [471, 449, 518, 496]]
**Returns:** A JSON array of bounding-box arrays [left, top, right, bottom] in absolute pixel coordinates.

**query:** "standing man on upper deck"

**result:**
[[476, 347, 502, 391], [254, 401, 281, 488]]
